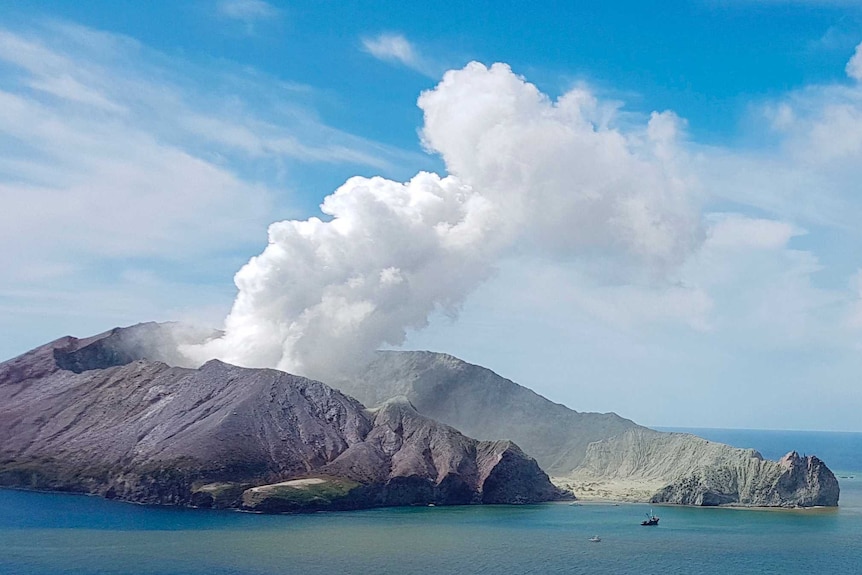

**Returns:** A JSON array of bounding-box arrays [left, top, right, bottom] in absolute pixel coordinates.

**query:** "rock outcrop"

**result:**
[[0, 325, 561, 512], [319, 397, 559, 506], [569, 428, 839, 506], [339, 350, 840, 507], [652, 449, 840, 507]]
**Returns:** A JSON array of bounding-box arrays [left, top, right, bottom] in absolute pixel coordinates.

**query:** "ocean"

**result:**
[[2, 429, 861, 575]]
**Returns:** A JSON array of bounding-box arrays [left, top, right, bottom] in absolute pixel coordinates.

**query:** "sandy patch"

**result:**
[[196, 482, 236, 493], [551, 475, 664, 503]]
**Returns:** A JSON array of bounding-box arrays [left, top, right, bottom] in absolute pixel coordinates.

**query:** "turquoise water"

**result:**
[[3, 429, 862, 575]]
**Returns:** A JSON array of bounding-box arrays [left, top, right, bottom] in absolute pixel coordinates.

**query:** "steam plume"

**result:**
[[186, 62, 700, 380]]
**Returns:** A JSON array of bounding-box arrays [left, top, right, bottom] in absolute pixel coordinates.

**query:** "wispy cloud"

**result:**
[[847, 42, 862, 80], [217, 0, 279, 33], [0, 21, 425, 358], [361, 33, 438, 77], [808, 25, 861, 54], [696, 44, 862, 231]]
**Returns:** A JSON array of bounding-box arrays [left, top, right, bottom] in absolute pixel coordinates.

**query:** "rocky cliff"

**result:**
[[569, 428, 839, 507], [651, 448, 839, 507], [340, 351, 840, 507], [0, 325, 561, 511]]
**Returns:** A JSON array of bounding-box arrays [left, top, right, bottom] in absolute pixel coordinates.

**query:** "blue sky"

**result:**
[[2, 1, 862, 431]]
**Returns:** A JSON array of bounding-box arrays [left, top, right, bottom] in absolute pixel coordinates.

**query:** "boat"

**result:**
[[589, 535, 601, 542], [640, 510, 659, 526]]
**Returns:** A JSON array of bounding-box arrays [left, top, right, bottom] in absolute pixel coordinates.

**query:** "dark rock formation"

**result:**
[[0, 325, 561, 512], [319, 397, 560, 507]]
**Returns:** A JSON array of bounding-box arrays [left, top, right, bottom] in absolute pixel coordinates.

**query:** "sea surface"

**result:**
[[3, 429, 861, 575]]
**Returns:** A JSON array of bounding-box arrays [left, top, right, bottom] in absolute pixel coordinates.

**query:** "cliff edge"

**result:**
[[564, 428, 839, 506]]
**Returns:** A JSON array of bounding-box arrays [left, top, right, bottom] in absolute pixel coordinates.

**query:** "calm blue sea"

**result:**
[[2, 429, 861, 575]]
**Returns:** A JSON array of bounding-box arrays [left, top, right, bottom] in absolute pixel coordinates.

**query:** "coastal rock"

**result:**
[[570, 428, 839, 507], [650, 449, 839, 507], [338, 350, 840, 508], [0, 325, 560, 511]]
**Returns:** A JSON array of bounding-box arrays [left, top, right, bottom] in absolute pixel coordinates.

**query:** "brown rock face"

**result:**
[[0, 324, 560, 511], [774, 451, 840, 507], [319, 398, 561, 507]]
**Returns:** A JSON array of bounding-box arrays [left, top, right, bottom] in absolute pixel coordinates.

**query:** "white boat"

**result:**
[[641, 509, 660, 526], [589, 535, 601, 542]]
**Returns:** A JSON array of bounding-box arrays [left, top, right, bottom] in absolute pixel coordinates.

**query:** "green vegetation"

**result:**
[[241, 477, 363, 512], [191, 482, 249, 508]]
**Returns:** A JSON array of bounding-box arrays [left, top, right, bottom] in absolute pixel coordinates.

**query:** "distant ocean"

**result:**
[[3, 428, 861, 575]]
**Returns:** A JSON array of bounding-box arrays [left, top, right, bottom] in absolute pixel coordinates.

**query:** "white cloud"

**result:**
[[419, 63, 701, 267], [695, 46, 862, 230], [362, 33, 437, 77], [0, 22, 425, 360], [187, 62, 703, 381], [0, 27, 125, 112], [188, 172, 498, 375], [363, 33, 417, 65], [179, 112, 401, 169], [0, 29, 273, 267], [810, 25, 859, 53], [847, 41, 862, 81], [705, 214, 803, 250]]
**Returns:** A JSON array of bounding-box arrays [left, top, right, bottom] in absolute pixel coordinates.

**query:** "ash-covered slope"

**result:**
[[336, 350, 638, 475], [338, 350, 839, 507], [571, 428, 839, 507], [0, 325, 560, 511]]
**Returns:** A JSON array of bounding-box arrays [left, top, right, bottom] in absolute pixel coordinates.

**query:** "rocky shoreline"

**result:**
[[0, 323, 840, 512], [0, 326, 564, 513], [345, 351, 840, 508]]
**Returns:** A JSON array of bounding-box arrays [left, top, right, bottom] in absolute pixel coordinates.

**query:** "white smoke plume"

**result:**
[[186, 62, 701, 381]]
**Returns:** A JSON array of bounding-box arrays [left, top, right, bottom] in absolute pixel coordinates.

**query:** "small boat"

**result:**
[[588, 535, 601, 542], [641, 509, 659, 526]]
